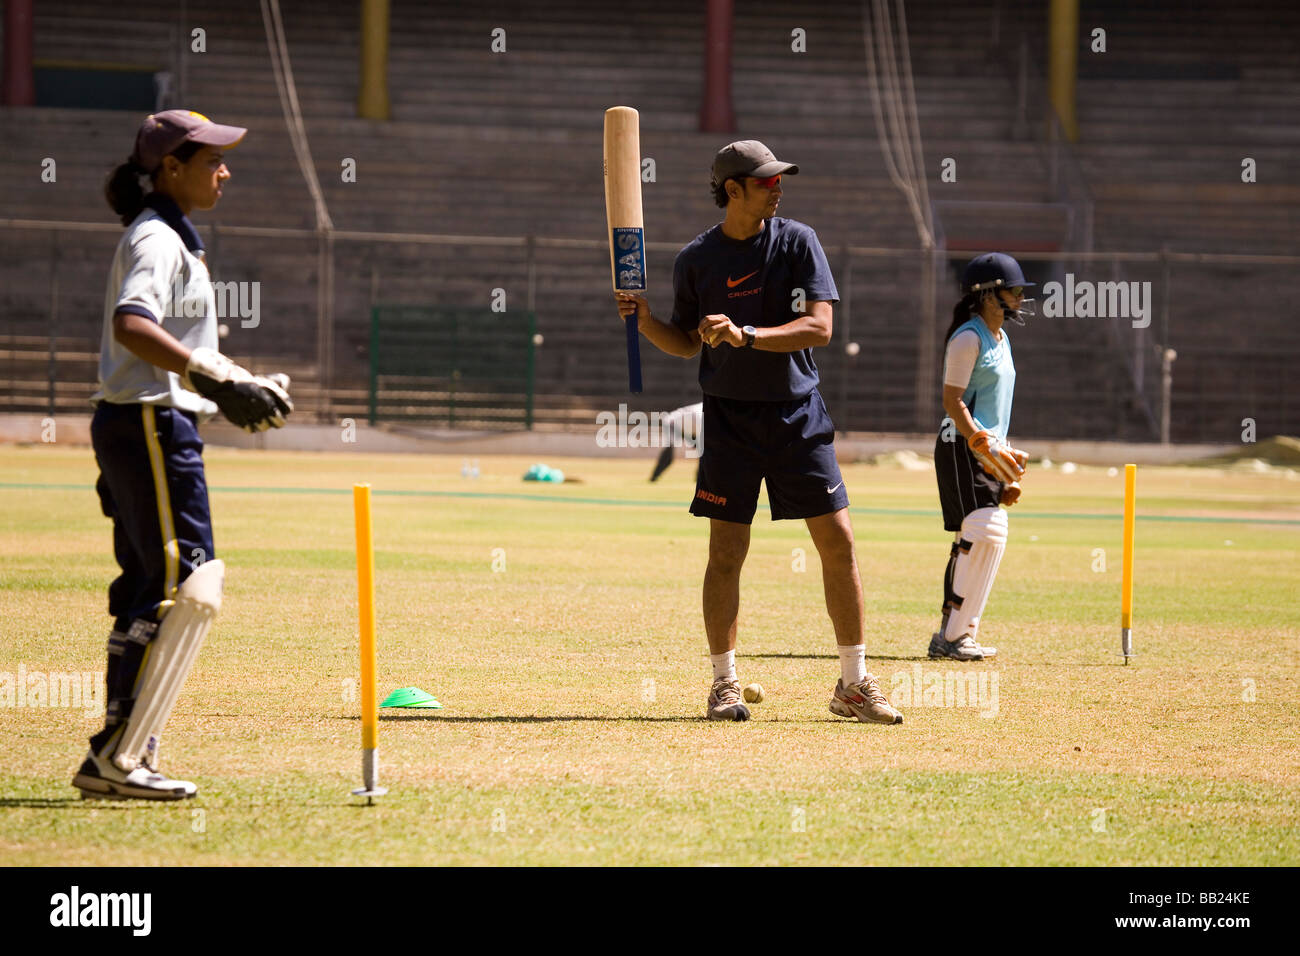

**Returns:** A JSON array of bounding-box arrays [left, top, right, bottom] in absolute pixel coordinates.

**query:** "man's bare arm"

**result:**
[[698, 300, 833, 351], [616, 293, 701, 358]]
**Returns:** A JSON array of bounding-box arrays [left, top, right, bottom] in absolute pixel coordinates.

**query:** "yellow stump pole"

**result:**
[[1121, 464, 1136, 663], [352, 483, 386, 801]]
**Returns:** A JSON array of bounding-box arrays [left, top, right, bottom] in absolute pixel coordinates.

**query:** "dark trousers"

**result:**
[[89, 402, 214, 755], [934, 431, 1004, 628]]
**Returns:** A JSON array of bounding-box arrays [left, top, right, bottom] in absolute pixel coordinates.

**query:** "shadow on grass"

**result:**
[[741, 653, 929, 661], [340, 714, 867, 724], [332, 713, 841, 724], [1019, 661, 1120, 667], [744, 653, 1119, 667], [0, 797, 125, 809], [377, 714, 703, 723]]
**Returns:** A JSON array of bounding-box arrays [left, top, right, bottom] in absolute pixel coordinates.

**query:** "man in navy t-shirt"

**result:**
[[616, 140, 903, 727]]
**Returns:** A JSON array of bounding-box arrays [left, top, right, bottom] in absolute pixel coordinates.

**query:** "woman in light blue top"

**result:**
[[930, 253, 1034, 662]]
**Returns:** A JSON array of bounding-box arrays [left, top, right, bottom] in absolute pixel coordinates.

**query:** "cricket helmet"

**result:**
[[961, 252, 1035, 294], [961, 252, 1036, 325]]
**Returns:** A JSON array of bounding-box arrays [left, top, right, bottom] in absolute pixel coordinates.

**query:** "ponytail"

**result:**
[[104, 141, 204, 226], [105, 160, 147, 226], [943, 293, 979, 346]]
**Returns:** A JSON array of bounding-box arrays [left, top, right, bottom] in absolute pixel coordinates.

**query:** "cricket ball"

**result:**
[[743, 683, 764, 703]]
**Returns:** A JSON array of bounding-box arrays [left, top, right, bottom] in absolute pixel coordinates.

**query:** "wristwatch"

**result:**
[[742, 325, 757, 348]]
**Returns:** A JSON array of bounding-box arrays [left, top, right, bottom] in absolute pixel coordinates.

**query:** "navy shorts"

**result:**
[[691, 389, 848, 524], [934, 432, 1003, 532], [91, 402, 215, 632]]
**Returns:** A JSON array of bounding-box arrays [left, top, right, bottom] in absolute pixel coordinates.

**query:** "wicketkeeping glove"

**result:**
[[1000, 480, 1022, 506], [968, 429, 1027, 485], [182, 347, 293, 433]]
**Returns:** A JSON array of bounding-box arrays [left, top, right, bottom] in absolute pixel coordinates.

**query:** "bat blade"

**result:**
[[604, 105, 645, 394]]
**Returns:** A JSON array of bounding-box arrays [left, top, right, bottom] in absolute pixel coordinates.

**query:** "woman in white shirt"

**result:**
[[74, 111, 292, 801]]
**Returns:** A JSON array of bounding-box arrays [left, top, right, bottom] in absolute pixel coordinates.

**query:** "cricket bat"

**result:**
[[603, 105, 645, 394]]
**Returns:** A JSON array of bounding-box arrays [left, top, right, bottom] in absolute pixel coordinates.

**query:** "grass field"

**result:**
[[2, 444, 1298, 865]]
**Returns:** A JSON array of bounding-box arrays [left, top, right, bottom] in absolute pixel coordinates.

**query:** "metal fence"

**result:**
[[1, 218, 1297, 443], [368, 305, 536, 429]]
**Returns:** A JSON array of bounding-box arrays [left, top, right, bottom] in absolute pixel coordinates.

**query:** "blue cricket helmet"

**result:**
[[961, 252, 1035, 294]]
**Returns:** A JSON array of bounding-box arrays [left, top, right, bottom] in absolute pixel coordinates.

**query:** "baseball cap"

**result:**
[[130, 110, 246, 174], [711, 140, 799, 186]]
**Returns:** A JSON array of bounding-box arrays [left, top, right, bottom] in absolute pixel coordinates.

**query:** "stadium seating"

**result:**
[[1, 0, 1295, 440]]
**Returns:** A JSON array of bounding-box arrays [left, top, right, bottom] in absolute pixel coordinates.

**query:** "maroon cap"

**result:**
[[130, 110, 246, 174]]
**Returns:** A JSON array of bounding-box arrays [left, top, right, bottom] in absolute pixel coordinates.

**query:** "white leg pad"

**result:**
[[114, 559, 224, 771], [943, 508, 1007, 642]]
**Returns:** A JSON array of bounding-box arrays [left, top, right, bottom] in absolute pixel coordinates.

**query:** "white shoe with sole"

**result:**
[[928, 632, 996, 661], [829, 676, 903, 724], [706, 678, 751, 721], [72, 751, 197, 801]]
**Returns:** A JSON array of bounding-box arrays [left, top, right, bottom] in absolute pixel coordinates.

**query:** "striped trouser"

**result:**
[[89, 402, 214, 755]]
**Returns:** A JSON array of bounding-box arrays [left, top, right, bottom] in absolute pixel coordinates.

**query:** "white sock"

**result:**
[[710, 649, 736, 681], [838, 644, 867, 686]]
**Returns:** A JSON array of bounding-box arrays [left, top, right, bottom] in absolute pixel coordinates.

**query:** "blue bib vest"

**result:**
[[948, 316, 1015, 441]]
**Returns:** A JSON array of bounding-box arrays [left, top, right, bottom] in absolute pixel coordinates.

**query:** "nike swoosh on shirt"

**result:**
[[826, 481, 844, 494], [726, 271, 759, 288]]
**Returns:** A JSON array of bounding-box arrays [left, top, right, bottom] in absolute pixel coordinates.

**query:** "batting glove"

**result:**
[[968, 429, 1026, 485], [183, 347, 294, 432]]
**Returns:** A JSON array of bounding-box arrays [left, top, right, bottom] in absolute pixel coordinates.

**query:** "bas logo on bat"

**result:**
[[604, 104, 645, 392], [612, 227, 645, 290]]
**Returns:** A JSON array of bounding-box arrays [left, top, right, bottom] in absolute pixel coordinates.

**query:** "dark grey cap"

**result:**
[[711, 140, 799, 186]]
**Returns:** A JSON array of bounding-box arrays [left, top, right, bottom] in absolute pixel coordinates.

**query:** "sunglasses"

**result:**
[[748, 174, 782, 189]]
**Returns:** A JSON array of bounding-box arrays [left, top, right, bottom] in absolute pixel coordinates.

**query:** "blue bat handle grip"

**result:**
[[625, 312, 643, 393]]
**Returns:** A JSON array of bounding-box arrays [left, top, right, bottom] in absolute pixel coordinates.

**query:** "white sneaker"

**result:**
[[829, 676, 903, 724], [928, 632, 996, 661], [706, 678, 751, 721], [72, 751, 197, 801]]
